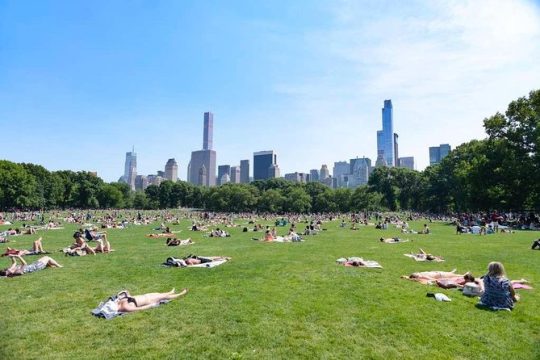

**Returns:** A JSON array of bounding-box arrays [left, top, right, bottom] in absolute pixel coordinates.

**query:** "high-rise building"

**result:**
[[375, 150, 387, 167], [230, 166, 240, 183], [268, 164, 280, 179], [188, 113, 217, 186], [240, 160, 250, 183], [429, 144, 451, 165], [217, 165, 231, 186], [333, 161, 350, 188], [135, 175, 149, 191], [164, 158, 178, 182], [320, 165, 330, 180], [393, 133, 399, 167], [253, 151, 277, 180], [309, 169, 320, 182], [350, 157, 371, 187], [377, 100, 396, 167], [398, 156, 415, 170], [123, 149, 137, 191], [203, 112, 213, 151], [147, 174, 163, 186]]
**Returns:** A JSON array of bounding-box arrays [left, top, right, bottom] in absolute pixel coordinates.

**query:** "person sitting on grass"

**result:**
[[70, 232, 96, 255], [84, 228, 108, 242], [420, 224, 430, 234], [93, 238, 113, 253], [531, 238, 540, 250], [479, 261, 519, 310], [0, 255, 63, 277], [1, 237, 48, 257]]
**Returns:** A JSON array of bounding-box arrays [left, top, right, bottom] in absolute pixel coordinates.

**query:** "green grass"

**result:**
[[1, 216, 539, 359]]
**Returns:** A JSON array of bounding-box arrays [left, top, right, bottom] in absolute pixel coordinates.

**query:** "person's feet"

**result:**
[[178, 288, 188, 296]]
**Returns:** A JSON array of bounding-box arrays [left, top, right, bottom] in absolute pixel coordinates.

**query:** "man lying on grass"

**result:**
[[2, 236, 49, 257], [0, 255, 63, 277]]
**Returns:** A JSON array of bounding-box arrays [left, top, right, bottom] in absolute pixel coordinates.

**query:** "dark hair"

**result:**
[[73, 232, 81, 239], [0, 269, 7, 277]]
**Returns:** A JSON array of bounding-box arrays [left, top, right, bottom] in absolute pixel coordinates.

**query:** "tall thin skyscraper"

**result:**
[[164, 158, 178, 182], [203, 112, 213, 151], [377, 100, 395, 167], [189, 113, 217, 186], [240, 160, 250, 183], [123, 148, 137, 191]]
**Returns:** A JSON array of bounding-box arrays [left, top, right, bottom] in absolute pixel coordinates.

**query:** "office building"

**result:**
[[230, 166, 241, 183], [217, 165, 231, 186], [309, 169, 320, 182], [188, 113, 217, 186], [164, 158, 178, 182], [240, 160, 250, 183], [429, 144, 451, 165], [135, 175, 149, 191], [253, 151, 277, 180], [350, 157, 371, 187], [375, 150, 387, 167], [320, 165, 330, 180], [376, 100, 396, 167], [268, 164, 280, 179], [123, 149, 137, 191], [398, 156, 415, 170], [147, 175, 163, 186], [394, 133, 399, 167], [333, 161, 350, 188], [203, 112, 213, 151]]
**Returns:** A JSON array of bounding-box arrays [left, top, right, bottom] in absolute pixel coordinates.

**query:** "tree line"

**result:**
[[0, 90, 538, 213]]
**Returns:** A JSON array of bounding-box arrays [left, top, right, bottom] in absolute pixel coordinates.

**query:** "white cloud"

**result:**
[[271, 0, 540, 172]]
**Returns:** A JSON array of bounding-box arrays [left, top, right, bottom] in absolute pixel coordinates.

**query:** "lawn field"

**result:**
[[1, 215, 539, 359]]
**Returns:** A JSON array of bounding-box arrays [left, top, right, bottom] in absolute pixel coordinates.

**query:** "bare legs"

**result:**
[[118, 289, 188, 312], [32, 237, 45, 253], [37, 256, 63, 268]]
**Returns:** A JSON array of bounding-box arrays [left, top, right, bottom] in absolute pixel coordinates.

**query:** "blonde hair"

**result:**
[[487, 261, 506, 278]]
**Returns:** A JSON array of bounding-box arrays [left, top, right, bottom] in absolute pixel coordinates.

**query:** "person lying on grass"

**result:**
[[406, 248, 444, 261], [401, 270, 472, 285], [92, 288, 188, 319], [1, 237, 49, 257], [532, 238, 540, 250], [0, 255, 62, 277], [380, 237, 407, 243], [164, 255, 231, 267], [166, 238, 193, 246]]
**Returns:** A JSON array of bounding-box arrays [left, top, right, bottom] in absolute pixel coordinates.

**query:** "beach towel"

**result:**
[[404, 254, 444, 262]]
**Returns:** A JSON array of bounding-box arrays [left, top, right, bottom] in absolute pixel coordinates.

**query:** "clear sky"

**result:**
[[1, 0, 540, 182]]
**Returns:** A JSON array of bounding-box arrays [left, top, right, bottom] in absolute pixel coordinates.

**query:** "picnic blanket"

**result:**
[[404, 254, 444, 262]]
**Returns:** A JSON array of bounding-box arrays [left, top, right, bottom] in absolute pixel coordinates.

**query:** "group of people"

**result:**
[[403, 262, 524, 311]]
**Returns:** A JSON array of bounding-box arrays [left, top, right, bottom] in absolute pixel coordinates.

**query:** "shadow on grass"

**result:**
[[474, 303, 512, 312]]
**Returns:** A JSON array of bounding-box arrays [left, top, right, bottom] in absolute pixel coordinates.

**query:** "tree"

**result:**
[[0, 161, 38, 209]]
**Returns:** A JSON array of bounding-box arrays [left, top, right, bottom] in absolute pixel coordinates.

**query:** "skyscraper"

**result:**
[[188, 113, 217, 186], [350, 157, 371, 187], [333, 161, 350, 188], [429, 144, 451, 165], [217, 165, 231, 186], [164, 158, 178, 182], [393, 133, 399, 167], [268, 164, 280, 179], [123, 149, 137, 191], [398, 156, 415, 170], [377, 100, 396, 167], [203, 112, 213, 151], [230, 166, 240, 183], [253, 151, 277, 180], [309, 169, 320, 182], [320, 165, 330, 180], [240, 160, 250, 183]]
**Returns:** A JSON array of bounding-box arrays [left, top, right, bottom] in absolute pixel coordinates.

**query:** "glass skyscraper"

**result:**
[[377, 100, 396, 167], [253, 151, 277, 180]]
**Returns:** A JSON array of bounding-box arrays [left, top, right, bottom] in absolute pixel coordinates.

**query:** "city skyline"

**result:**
[[1, 1, 540, 182]]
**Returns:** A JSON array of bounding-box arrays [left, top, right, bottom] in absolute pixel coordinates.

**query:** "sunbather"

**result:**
[[0, 255, 63, 277], [380, 237, 406, 243], [2, 237, 47, 257], [402, 270, 470, 285], [406, 248, 444, 261], [532, 239, 540, 250], [166, 238, 193, 246]]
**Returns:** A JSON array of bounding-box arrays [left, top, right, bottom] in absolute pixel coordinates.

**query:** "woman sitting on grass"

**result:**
[[479, 261, 519, 310], [0, 255, 63, 277]]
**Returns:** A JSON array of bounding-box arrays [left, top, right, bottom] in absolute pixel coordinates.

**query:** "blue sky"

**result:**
[[1, 0, 540, 182]]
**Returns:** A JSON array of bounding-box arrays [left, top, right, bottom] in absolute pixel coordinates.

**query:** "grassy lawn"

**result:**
[[1, 215, 539, 359]]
